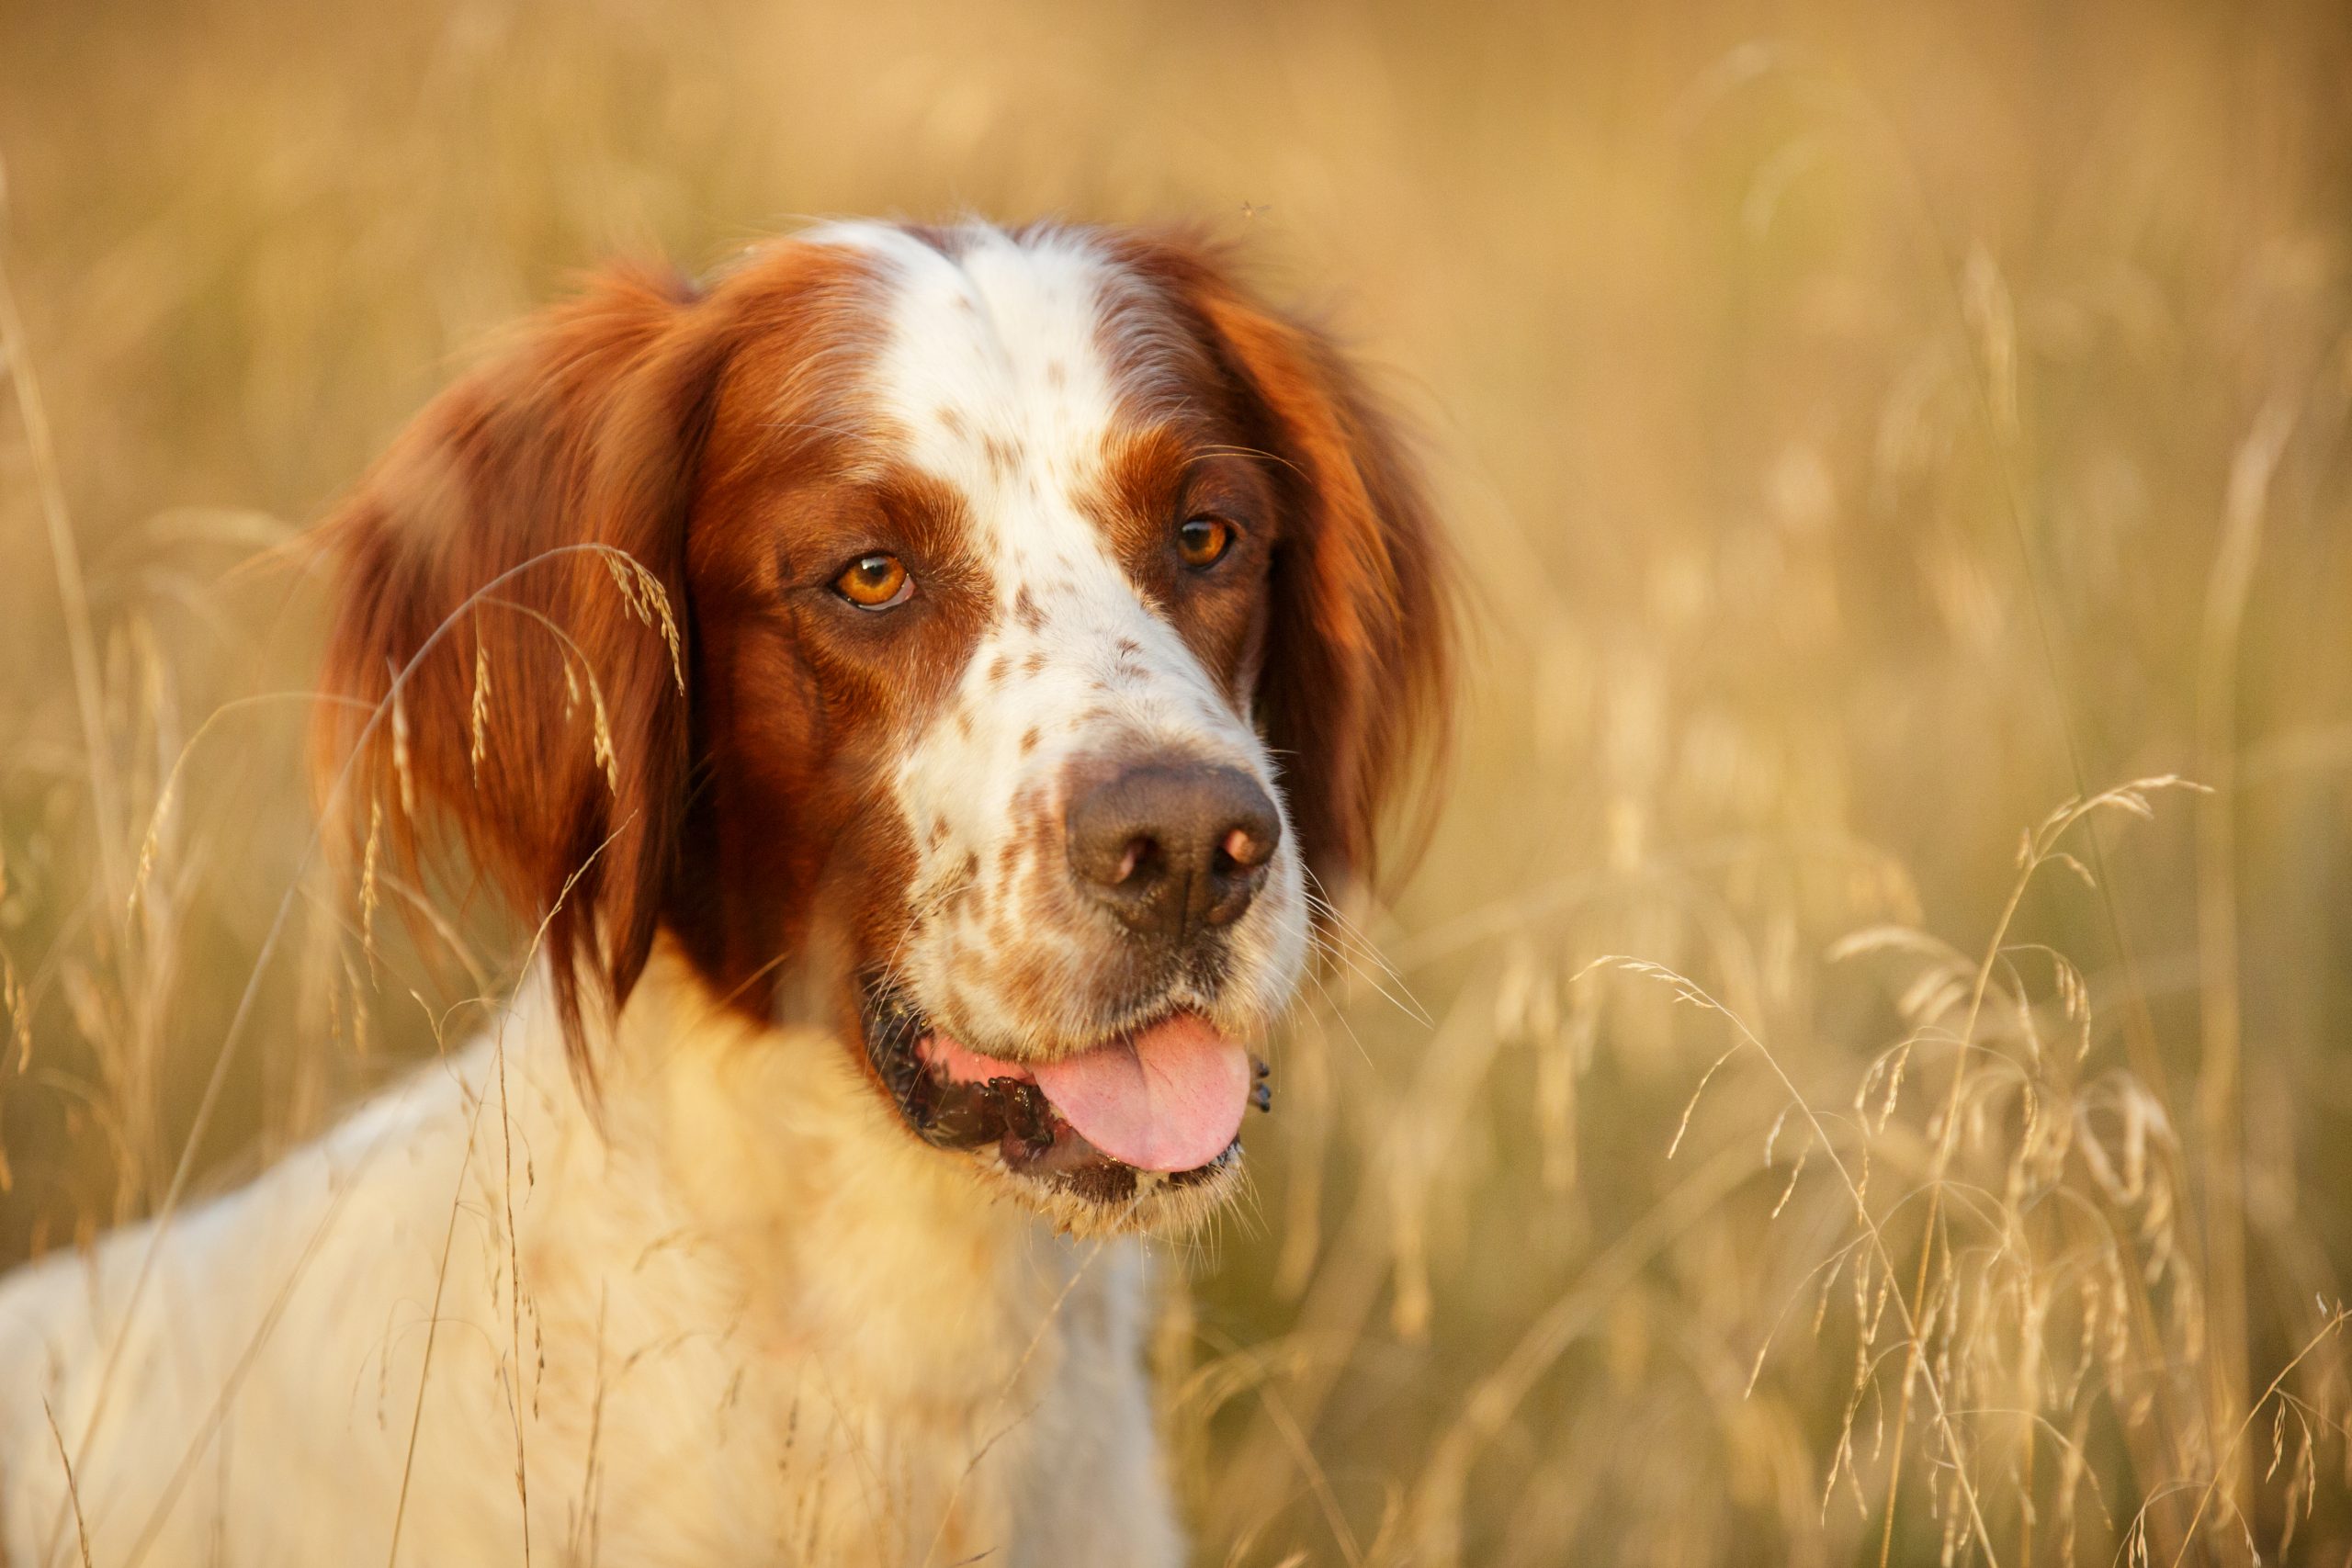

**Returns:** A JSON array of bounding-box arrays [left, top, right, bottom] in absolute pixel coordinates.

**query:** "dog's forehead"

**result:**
[[809, 221, 1152, 586]]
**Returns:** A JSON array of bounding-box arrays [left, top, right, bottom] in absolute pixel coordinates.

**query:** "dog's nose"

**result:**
[[1068, 762, 1281, 944]]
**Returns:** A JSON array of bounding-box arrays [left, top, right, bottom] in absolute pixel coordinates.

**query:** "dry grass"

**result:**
[[6, 0, 2352, 1561]]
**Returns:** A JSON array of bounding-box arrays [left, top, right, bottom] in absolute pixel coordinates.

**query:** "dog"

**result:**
[[0, 219, 1450, 1567]]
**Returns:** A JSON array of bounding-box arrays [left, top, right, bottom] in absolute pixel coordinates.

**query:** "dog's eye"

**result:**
[[834, 553, 912, 610], [1176, 516, 1236, 571]]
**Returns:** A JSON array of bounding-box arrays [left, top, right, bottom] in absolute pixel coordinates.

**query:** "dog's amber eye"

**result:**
[[835, 553, 911, 609], [1176, 516, 1235, 570]]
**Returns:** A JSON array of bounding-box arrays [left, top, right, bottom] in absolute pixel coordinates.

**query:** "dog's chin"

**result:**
[[859, 978, 1265, 1235]]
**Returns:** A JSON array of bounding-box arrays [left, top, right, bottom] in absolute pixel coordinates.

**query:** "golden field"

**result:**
[[5, 0, 2352, 1561]]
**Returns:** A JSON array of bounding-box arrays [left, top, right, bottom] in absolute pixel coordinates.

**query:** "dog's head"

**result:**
[[318, 220, 1450, 1229]]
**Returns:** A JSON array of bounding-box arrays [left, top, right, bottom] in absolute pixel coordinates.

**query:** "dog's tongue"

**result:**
[[922, 1014, 1252, 1172], [1030, 1015, 1250, 1172]]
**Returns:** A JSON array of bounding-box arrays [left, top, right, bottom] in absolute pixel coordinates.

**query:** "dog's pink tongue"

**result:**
[[1032, 1015, 1250, 1173]]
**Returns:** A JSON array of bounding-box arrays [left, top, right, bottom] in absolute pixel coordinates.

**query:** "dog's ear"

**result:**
[[1125, 236, 1454, 900], [314, 264, 730, 1070]]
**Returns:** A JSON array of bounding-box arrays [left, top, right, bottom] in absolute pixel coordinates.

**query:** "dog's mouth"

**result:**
[[861, 980, 1272, 1213]]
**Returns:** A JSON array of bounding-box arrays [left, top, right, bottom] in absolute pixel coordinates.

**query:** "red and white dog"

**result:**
[[0, 220, 1449, 1567]]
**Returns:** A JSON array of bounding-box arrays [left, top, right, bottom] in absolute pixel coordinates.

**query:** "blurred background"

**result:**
[[5, 0, 2352, 1562]]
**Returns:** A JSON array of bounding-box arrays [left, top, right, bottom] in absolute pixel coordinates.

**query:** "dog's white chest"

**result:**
[[0, 965, 1182, 1568]]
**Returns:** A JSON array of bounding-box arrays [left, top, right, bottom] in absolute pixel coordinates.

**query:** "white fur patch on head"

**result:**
[[804, 220, 1308, 1056]]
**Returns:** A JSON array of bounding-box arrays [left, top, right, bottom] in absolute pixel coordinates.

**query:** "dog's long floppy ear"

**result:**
[[1128, 236, 1455, 900], [314, 264, 730, 1066]]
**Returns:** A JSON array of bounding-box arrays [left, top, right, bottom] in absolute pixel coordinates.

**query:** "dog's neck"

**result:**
[[503, 939, 1127, 1421]]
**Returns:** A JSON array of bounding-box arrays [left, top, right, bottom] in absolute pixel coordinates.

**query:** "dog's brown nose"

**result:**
[[1068, 762, 1280, 945]]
